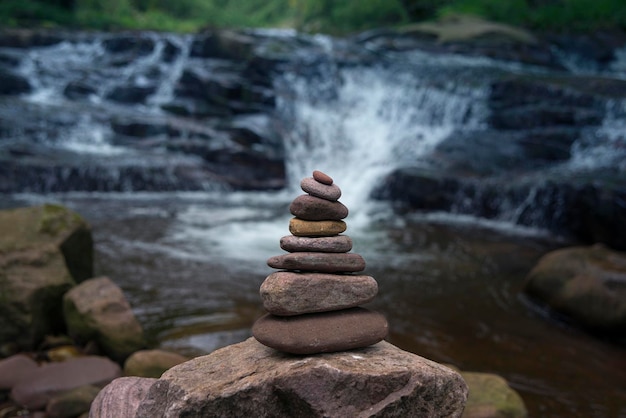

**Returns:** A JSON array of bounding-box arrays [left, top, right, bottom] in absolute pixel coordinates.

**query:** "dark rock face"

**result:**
[[0, 70, 31, 95]]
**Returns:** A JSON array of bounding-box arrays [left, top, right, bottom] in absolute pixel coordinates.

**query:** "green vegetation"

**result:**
[[1, 0, 625, 33]]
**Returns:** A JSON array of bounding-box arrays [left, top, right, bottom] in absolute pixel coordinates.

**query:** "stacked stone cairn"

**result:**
[[252, 170, 388, 355]]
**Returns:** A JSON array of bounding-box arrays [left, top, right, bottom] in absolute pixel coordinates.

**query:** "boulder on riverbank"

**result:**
[[63, 277, 146, 362], [0, 204, 93, 350], [460, 372, 527, 418], [524, 244, 626, 338], [91, 337, 468, 417]]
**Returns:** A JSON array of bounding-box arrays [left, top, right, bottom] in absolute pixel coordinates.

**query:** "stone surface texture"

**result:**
[[252, 308, 389, 354], [260, 272, 378, 315], [301, 177, 342, 200], [267, 252, 366, 272], [0, 204, 93, 349], [460, 372, 528, 418], [289, 218, 347, 236], [280, 235, 353, 253], [290, 194, 348, 220], [45, 384, 101, 418], [63, 276, 146, 362], [0, 354, 38, 389], [90, 376, 158, 418], [134, 337, 468, 418]]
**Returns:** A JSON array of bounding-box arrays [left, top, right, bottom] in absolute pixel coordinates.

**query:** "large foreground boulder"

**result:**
[[524, 244, 626, 337], [123, 337, 467, 418], [0, 204, 93, 349], [63, 277, 146, 362]]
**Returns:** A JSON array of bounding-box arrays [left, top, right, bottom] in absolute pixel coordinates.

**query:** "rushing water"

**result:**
[[2, 30, 626, 416]]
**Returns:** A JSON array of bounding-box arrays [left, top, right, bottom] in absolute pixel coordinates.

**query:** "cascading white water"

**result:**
[[275, 52, 490, 225]]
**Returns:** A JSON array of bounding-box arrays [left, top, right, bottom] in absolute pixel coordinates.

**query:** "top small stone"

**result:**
[[313, 170, 333, 185]]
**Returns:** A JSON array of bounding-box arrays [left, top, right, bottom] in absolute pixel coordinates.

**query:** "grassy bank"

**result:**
[[1, 0, 625, 34]]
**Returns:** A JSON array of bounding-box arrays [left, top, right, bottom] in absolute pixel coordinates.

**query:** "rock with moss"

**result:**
[[0, 204, 93, 350], [524, 244, 626, 337], [63, 277, 146, 362], [461, 372, 527, 418]]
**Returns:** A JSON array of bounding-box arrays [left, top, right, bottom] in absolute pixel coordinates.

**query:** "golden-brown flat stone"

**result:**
[[289, 218, 346, 237]]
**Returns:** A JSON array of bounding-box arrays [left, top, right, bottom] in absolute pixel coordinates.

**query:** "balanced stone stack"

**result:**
[[252, 170, 388, 355]]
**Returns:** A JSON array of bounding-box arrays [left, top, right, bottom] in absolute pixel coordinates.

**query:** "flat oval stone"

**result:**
[[313, 170, 333, 185], [280, 235, 352, 253], [290, 194, 348, 221], [301, 178, 341, 201], [267, 252, 365, 273], [252, 307, 388, 354], [289, 218, 346, 237], [260, 272, 378, 316]]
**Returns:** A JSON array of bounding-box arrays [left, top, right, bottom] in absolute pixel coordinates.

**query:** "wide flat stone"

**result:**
[[267, 252, 365, 273], [289, 218, 346, 237], [313, 170, 333, 185], [134, 337, 468, 418], [280, 235, 352, 253], [252, 307, 388, 354], [260, 272, 378, 315], [301, 177, 341, 201], [290, 194, 348, 220]]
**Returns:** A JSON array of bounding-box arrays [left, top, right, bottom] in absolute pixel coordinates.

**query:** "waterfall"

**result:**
[[274, 49, 490, 222]]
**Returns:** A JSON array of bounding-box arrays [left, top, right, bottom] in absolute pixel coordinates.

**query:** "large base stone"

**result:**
[[134, 337, 468, 418]]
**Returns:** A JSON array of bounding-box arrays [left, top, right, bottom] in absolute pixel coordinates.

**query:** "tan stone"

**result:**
[[289, 218, 346, 236]]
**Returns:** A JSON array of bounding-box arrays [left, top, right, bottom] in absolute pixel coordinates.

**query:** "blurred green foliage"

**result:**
[[1, 0, 625, 33]]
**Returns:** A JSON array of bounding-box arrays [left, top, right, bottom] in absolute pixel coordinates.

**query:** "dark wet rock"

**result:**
[[102, 35, 155, 56], [289, 194, 348, 220], [0, 29, 63, 49], [63, 277, 146, 362], [90, 376, 158, 418], [280, 235, 353, 253], [10, 356, 121, 410], [105, 84, 156, 104], [110, 119, 170, 138], [253, 308, 388, 354], [0, 205, 92, 350], [260, 272, 377, 316], [524, 244, 626, 337], [267, 252, 365, 273], [134, 337, 467, 417], [123, 350, 188, 378], [63, 81, 97, 101], [0, 69, 31, 95]]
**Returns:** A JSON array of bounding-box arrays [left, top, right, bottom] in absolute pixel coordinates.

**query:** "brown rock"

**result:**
[[46, 384, 101, 418], [90, 376, 157, 418], [267, 252, 366, 273], [301, 177, 342, 201], [10, 356, 122, 410], [289, 218, 347, 237], [252, 307, 388, 354], [63, 277, 146, 362], [124, 349, 188, 378], [312, 170, 333, 185], [290, 194, 348, 220], [135, 337, 468, 417], [260, 272, 378, 315], [280, 235, 353, 253]]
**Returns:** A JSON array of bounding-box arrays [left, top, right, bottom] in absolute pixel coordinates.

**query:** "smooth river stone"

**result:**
[[280, 235, 353, 253], [252, 307, 388, 354], [267, 252, 365, 273], [289, 194, 348, 221], [260, 272, 378, 316], [312, 170, 333, 185], [301, 177, 341, 201], [289, 218, 346, 237]]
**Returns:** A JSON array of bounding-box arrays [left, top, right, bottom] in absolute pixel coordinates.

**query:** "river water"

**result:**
[[2, 30, 626, 416]]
